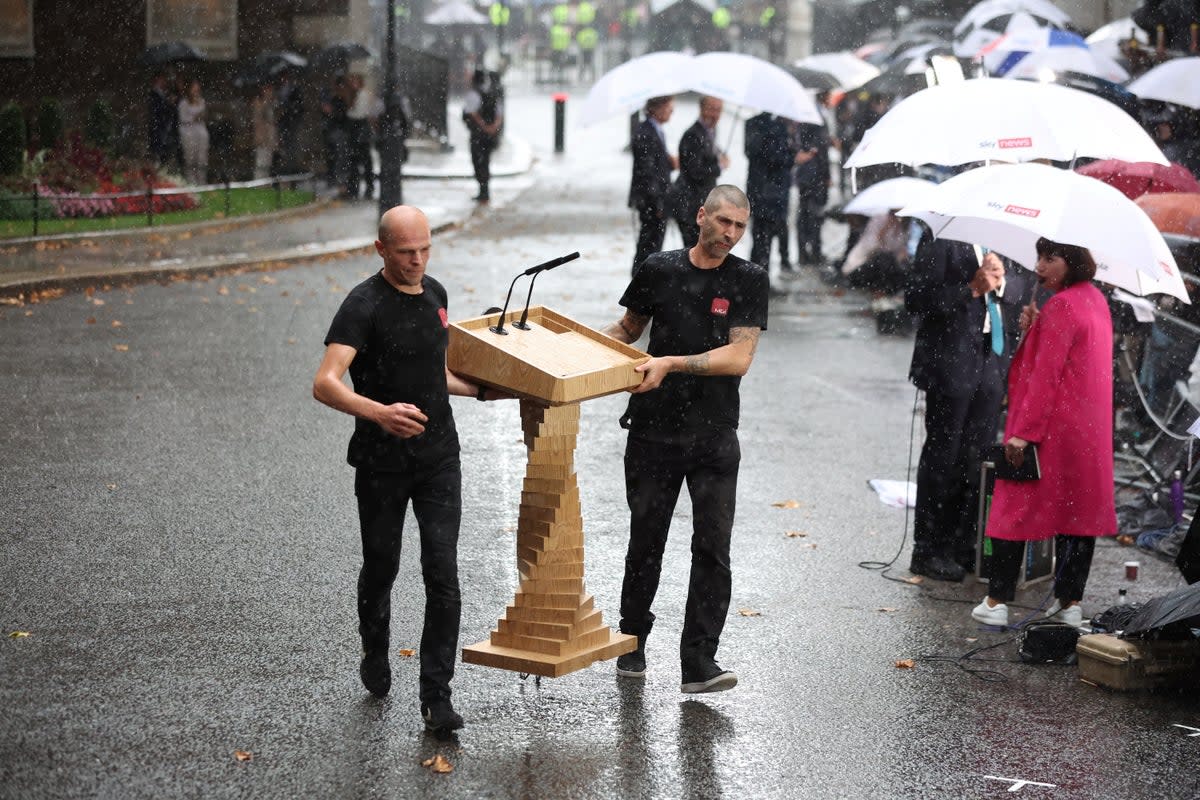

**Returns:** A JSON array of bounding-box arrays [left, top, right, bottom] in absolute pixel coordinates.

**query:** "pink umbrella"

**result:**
[[1075, 159, 1200, 201]]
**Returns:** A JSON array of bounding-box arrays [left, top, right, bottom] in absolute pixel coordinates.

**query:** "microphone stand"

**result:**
[[515, 251, 580, 331], [513, 272, 541, 330], [488, 273, 525, 335]]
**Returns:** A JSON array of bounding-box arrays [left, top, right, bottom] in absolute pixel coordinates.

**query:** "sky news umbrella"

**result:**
[[1085, 16, 1149, 61], [844, 79, 1167, 170], [575, 51, 693, 127], [954, 7, 1071, 57], [980, 21, 1128, 82], [1136, 193, 1200, 238], [140, 41, 208, 65], [843, 176, 938, 216], [1126, 57, 1200, 110], [793, 52, 880, 90], [1001, 43, 1129, 83], [690, 52, 822, 125], [898, 162, 1188, 301], [1076, 159, 1200, 201], [1122, 583, 1200, 637]]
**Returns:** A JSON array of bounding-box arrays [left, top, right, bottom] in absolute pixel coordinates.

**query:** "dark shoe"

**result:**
[[421, 699, 465, 733], [616, 649, 646, 678], [359, 650, 391, 697], [681, 661, 737, 694], [909, 554, 966, 582], [780, 261, 795, 272]]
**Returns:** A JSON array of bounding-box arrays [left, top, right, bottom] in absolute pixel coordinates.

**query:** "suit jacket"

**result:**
[[744, 113, 795, 221], [628, 118, 672, 212], [905, 236, 1035, 397], [672, 120, 721, 220]]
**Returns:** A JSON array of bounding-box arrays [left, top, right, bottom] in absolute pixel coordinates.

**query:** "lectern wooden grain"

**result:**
[[448, 306, 643, 677]]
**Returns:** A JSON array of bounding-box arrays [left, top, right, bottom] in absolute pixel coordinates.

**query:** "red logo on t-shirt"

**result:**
[[711, 297, 730, 316], [437, 307, 449, 328]]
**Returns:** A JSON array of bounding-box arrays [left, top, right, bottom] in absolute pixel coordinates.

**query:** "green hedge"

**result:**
[[0, 103, 26, 176]]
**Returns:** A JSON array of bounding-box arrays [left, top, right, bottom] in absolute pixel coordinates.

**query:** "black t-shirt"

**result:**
[[324, 272, 459, 471], [620, 249, 769, 439]]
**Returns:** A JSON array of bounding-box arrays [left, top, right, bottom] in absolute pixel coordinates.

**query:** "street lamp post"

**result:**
[[377, 0, 404, 215]]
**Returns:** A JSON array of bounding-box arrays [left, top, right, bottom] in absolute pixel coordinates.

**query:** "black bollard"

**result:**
[[553, 93, 567, 153]]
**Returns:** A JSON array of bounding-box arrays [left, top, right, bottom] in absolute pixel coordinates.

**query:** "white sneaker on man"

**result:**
[[1046, 600, 1084, 629], [971, 597, 1009, 627]]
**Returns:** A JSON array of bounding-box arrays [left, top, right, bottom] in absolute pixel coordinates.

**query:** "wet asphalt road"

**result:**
[[3, 90, 1200, 799]]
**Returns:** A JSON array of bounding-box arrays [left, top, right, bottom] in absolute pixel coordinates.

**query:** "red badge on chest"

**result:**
[[437, 308, 449, 328], [711, 297, 730, 317]]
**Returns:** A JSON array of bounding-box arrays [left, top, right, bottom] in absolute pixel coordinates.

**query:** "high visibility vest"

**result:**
[[576, 26, 598, 50], [712, 7, 731, 29], [489, 2, 510, 26], [576, 1, 596, 26], [760, 7, 776, 27], [550, 24, 571, 51], [552, 3, 569, 25]]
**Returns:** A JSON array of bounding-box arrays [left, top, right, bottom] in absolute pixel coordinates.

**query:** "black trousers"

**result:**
[[469, 134, 493, 199], [749, 214, 788, 269], [914, 364, 1005, 563], [795, 189, 825, 262], [988, 535, 1096, 603], [633, 204, 667, 274], [619, 430, 740, 674], [675, 213, 700, 249], [354, 459, 462, 704]]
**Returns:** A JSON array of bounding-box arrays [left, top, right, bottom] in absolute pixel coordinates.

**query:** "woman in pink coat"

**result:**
[[971, 238, 1118, 629]]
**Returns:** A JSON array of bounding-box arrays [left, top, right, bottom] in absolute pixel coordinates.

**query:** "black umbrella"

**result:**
[[787, 65, 839, 92], [857, 66, 929, 99], [311, 42, 375, 72], [234, 51, 308, 88], [1122, 583, 1200, 638], [140, 41, 208, 65]]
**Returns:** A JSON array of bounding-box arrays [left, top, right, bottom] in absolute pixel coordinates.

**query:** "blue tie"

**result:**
[[986, 293, 1003, 356]]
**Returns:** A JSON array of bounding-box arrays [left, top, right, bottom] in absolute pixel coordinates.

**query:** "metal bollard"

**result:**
[[553, 93, 567, 154]]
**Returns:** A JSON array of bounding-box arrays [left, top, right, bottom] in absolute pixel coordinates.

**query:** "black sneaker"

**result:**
[[909, 554, 966, 582], [681, 661, 737, 694], [616, 649, 646, 678], [421, 700, 465, 734], [360, 650, 391, 697]]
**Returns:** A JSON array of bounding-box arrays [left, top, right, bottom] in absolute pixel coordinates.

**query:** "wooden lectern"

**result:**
[[448, 306, 643, 677]]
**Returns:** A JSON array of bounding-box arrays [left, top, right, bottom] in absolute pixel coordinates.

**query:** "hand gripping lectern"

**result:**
[[448, 306, 643, 677]]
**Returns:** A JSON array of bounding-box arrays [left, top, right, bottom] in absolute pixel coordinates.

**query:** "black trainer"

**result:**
[[360, 650, 391, 697], [615, 649, 646, 678], [909, 553, 966, 582], [681, 661, 737, 694], [421, 699, 465, 734]]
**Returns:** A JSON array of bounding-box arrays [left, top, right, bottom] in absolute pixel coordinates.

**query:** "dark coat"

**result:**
[[905, 236, 1035, 397], [744, 113, 795, 221], [628, 118, 673, 213], [147, 87, 176, 158], [792, 122, 830, 200], [672, 120, 721, 221]]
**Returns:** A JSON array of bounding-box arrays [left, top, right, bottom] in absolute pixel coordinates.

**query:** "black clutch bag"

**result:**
[[985, 443, 1040, 481]]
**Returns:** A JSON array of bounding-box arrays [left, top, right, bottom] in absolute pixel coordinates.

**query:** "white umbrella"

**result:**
[[897, 163, 1187, 301], [1002, 42, 1129, 83], [424, 0, 488, 25], [844, 79, 1167, 169], [1085, 17, 1148, 61], [843, 177, 938, 216], [955, 6, 1071, 57], [1126, 57, 1200, 110], [690, 52, 822, 124], [794, 52, 881, 90], [575, 51, 694, 127]]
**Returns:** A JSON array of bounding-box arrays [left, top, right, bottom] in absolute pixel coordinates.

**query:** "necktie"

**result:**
[[986, 293, 1004, 356]]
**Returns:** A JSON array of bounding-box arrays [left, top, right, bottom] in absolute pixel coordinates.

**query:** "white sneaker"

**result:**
[[1046, 600, 1084, 629], [971, 597, 1009, 627]]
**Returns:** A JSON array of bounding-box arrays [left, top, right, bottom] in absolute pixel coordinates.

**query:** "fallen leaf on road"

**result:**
[[86, 317, 96, 324], [894, 659, 915, 669], [106, 484, 117, 490], [286, 338, 297, 345], [217, 286, 230, 296], [785, 530, 807, 538], [9, 631, 30, 638], [904, 576, 924, 585], [259, 275, 277, 285], [111, 320, 123, 328], [422, 754, 453, 774], [397, 649, 416, 657], [0, 297, 23, 306], [877, 607, 897, 613], [771, 500, 802, 509], [234, 750, 253, 762], [738, 608, 761, 617], [113, 344, 129, 352], [91, 298, 105, 306], [965, 637, 978, 643]]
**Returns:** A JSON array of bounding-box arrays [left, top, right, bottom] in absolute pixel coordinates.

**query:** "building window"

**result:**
[[147, 0, 238, 60], [0, 0, 34, 59]]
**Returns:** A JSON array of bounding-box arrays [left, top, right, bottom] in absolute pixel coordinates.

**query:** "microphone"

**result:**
[[514, 252, 579, 330], [488, 273, 526, 335]]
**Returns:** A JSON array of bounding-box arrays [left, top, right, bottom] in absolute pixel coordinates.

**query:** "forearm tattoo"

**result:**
[[730, 327, 760, 357], [618, 318, 636, 340], [683, 352, 711, 374]]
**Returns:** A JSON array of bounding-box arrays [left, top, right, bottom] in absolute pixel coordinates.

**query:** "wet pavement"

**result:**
[[2, 83, 1199, 799]]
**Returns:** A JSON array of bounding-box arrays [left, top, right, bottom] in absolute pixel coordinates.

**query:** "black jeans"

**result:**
[[988, 535, 1096, 603], [749, 214, 788, 269], [633, 203, 667, 274], [469, 134, 493, 199], [355, 459, 461, 704], [620, 429, 740, 675]]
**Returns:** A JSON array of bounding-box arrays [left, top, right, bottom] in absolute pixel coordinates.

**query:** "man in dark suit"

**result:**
[[672, 96, 729, 247], [744, 112, 796, 271], [905, 235, 1036, 581], [629, 95, 678, 274]]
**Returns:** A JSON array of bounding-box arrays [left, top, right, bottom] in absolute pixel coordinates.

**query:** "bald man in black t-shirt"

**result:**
[[603, 185, 768, 695], [313, 205, 502, 735]]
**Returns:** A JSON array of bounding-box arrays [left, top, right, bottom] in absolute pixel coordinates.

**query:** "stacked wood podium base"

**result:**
[[462, 401, 637, 677]]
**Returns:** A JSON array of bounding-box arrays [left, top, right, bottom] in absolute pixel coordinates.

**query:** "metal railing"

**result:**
[[19, 172, 316, 237]]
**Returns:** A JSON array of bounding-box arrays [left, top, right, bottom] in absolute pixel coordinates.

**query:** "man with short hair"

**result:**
[[313, 205, 500, 734], [604, 185, 768, 694], [672, 96, 730, 248]]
